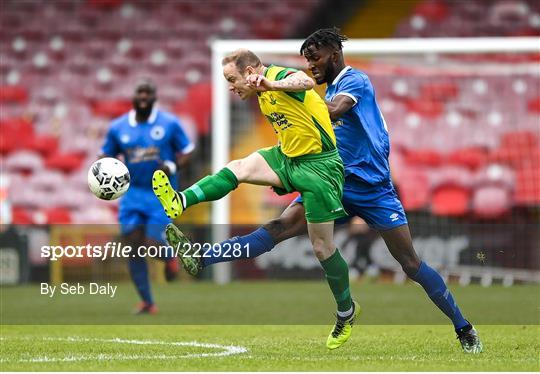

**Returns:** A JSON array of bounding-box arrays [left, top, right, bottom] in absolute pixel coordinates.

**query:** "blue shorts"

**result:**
[[118, 186, 170, 243], [293, 176, 407, 231]]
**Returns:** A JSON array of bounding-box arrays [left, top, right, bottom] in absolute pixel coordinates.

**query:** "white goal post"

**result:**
[[210, 37, 540, 284]]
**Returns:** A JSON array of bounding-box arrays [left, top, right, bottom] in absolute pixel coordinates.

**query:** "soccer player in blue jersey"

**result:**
[[166, 29, 482, 352], [302, 29, 479, 354], [100, 79, 194, 314]]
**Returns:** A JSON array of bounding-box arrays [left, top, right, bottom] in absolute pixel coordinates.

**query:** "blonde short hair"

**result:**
[[222, 49, 262, 73]]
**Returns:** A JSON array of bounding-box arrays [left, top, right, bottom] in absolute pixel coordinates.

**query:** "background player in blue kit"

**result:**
[[100, 79, 194, 314], [167, 29, 483, 353]]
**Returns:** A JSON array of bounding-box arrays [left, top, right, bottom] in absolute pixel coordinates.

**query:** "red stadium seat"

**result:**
[[414, 1, 449, 22], [0, 85, 28, 103], [489, 141, 537, 169], [26, 134, 59, 157], [405, 98, 443, 118], [0, 133, 24, 154], [431, 185, 471, 217], [252, 16, 287, 39], [500, 130, 538, 149], [43, 207, 72, 224], [404, 149, 443, 167], [429, 165, 474, 216], [45, 152, 84, 173], [0, 118, 34, 139], [86, 0, 122, 10], [420, 82, 458, 101], [527, 97, 540, 113], [514, 166, 540, 205], [11, 206, 33, 224], [92, 100, 132, 118], [447, 147, 489, 170]]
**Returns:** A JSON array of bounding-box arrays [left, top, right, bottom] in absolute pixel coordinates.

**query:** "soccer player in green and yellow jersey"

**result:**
[[152, 49, 360, 349]]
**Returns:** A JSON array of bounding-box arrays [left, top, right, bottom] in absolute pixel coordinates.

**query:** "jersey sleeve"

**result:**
[[274, 67, 306, 102], [101, 125, 120, 157], [172, 118, 194, 155], [274, 68, 298, 81], [334, 74, 365, 106]]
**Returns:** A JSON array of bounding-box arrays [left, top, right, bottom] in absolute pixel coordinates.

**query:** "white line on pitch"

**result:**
[[1, 336, 248, 363]]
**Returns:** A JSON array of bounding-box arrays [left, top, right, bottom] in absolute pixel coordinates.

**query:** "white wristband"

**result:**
[[163, 160, 177, 175]]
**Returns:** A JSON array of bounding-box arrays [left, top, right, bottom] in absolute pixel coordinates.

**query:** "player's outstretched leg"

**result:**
[[153, 167, 239, 219], [165, 223, 202, 276], [152, 170, 183, 219], [165, 203, 306, 276]]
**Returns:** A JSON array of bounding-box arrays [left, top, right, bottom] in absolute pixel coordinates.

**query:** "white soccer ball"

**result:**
[[87, 157, 130, 200]]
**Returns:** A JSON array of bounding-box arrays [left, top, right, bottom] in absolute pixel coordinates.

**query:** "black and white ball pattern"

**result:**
[[88, 158, 130, 200]]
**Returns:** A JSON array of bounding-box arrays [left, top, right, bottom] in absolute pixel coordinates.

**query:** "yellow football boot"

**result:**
[[152, 170, 183, 219], [326, 300, 361, 350]]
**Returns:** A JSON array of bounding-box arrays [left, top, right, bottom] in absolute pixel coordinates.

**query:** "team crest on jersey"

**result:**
[[120, 134, 130, 144], [332, 119, 343, 128], [269, 94, 277, 105], [150, 126, 165, 140]]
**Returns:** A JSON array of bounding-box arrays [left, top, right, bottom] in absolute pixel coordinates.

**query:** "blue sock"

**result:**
[[412, 261, 469, 330], [128, 257, 153, 305], [202, 227, 274, 267]]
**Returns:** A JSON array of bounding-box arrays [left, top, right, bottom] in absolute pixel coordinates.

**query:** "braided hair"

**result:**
[[300, 27, 348, 55]]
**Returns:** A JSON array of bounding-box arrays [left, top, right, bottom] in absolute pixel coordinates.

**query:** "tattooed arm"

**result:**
[[246, 71, 314, 92], [269, 71, 314, 92]]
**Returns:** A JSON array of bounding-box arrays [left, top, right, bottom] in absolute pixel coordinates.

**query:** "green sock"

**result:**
[[181, 167, 239, 208], [320, 248, 353, 312]]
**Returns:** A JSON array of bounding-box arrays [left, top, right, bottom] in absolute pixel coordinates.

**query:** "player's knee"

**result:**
[[263, 218, 287, 244], [311, 238, 334, 261], [400, 257, 421, 278], [225, 159, 247, 182]]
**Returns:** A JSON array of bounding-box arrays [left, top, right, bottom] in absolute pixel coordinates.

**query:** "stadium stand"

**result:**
[[395, 0, 540, 38], [1, 0, 322, 224], [1, 0, 539, 226]]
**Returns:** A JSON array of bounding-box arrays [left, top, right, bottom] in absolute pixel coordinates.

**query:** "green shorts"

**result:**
[[258, 146, 346, 223]]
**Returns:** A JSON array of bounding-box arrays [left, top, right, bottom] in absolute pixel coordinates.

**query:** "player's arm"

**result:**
[[160, 149, 191, 176], [176, 151, 192, 167], [247, 71, 314, 92], [325, 95, 355, 121], [164, 118, 195, 174]]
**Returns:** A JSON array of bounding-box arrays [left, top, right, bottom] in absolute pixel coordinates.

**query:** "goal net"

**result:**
[[211, 37, 540, 285]]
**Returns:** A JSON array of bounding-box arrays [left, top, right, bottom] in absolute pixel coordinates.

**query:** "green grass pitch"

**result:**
[[1, 281, 539, 371]]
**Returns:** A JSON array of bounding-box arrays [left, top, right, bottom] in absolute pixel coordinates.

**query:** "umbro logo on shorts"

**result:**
[[331, 207, 344, 213], [390, 213, 399, 222]]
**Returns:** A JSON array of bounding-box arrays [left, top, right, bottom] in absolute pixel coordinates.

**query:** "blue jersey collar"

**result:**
[[128, 106, 159, 127], [331, 66, 352, 86]]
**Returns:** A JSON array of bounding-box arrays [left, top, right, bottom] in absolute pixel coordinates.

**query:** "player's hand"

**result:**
[[246, 74, 274, 92]]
